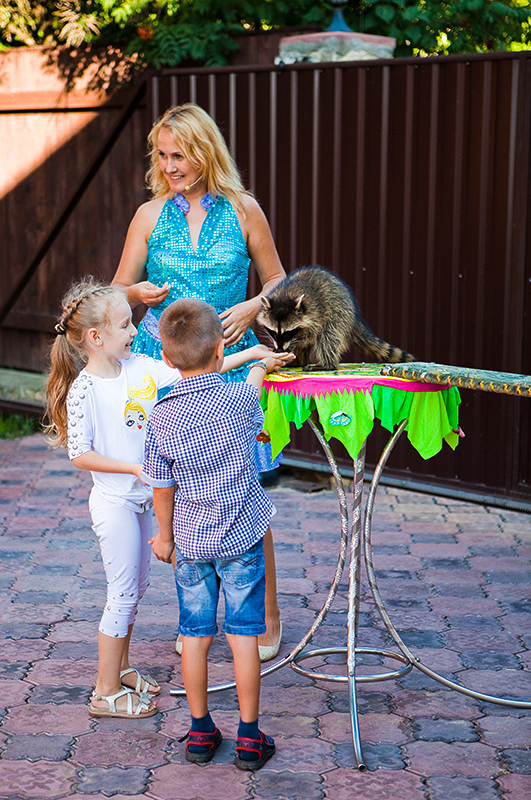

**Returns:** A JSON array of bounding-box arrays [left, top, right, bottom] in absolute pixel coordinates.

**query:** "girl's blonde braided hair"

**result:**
[[45, 279, 123, 448]]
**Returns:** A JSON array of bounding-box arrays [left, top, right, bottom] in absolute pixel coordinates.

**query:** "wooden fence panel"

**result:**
[[0, 48, 149, 369]]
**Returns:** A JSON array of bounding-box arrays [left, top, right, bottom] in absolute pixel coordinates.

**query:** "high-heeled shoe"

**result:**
[[178, 627, 283, 661], [258, 621, 282, 662]]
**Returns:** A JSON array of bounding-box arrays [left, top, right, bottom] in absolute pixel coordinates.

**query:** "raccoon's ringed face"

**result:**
[[278, 327, 301, 352], [262, 326, 279, 348]]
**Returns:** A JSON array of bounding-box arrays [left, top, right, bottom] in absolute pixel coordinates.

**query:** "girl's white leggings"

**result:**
[[89, 489, 153, 639]]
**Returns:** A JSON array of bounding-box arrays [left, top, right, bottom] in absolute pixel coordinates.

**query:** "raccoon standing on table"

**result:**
[[257, 265, 415, 371]]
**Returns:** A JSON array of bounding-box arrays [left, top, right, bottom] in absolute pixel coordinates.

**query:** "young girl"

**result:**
[[46, 279, 287, 719]]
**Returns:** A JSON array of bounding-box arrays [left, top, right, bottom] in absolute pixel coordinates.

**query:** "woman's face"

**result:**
[[157, 128, 204, 195]]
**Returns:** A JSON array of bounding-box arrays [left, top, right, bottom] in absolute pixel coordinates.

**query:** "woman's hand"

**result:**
[[219, 298, 260, 347], [112, 199, 167, 307], [127, 281, 170, 308]]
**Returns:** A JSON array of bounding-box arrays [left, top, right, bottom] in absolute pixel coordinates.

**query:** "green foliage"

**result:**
[[126, 20, 241, 69], [347, 0, 531, 56], [419, 0, 531, 54], [55, 0, 101, 47], [0, 413, 41, 440], [0, 1, 59, 46], [1, 0, 530, 64]]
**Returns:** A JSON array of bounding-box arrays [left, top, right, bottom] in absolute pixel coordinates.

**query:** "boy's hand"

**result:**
[[149, 533, 175, 563]]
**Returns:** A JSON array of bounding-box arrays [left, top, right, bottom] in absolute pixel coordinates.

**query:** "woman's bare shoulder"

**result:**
[[133, 197, 168, 227], [236, 193, 268, 236], [240, 193, 263, 215]]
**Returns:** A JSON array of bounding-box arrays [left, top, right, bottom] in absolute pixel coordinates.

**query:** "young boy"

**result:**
[[142, 298, 291, 771]]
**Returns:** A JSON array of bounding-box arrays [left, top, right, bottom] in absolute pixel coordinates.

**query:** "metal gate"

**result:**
[[2, 50, 530, 504]]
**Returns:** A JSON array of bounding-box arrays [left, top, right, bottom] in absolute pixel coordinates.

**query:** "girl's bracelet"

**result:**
[[250, 360, 268, 372]]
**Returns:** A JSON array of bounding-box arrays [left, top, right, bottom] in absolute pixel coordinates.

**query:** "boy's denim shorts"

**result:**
[[173, 538, 266, 637]]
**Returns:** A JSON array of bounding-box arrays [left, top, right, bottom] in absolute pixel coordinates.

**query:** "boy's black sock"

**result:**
[[188, 712, 215, 754], [237, 718, 261, 761]]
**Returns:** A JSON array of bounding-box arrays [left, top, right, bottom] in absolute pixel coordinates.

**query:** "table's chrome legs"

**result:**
[[291, 440, 370, 769], [346, 443, 367, 768], [292, 436, 412, 769], [364, 420, 531, 710]]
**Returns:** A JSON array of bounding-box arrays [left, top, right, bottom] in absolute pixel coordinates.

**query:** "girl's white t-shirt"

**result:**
[[67, 353, 180, 510]]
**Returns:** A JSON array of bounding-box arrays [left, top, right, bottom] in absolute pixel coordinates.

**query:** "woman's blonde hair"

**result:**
[[45, 279, 122, 448], [146, 103, 250, 215]]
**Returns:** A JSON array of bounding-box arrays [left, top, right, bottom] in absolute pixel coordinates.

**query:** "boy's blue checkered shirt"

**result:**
[[142, 372, 275, 560]]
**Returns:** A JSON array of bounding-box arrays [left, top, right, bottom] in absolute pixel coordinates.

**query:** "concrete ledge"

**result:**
[[0, 367, 46, 411]]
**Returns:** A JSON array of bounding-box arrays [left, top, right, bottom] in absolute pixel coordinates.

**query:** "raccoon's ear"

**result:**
[[295, 294, 305, 310], [260, 295, 271, 310]]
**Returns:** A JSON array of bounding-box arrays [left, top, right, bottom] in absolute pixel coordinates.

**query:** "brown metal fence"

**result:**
[[2, 49, 531, 504]]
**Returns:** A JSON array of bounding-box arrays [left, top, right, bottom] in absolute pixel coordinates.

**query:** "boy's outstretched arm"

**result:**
[[149, 486, 176, 563], [221, 344, 294, 374], [246, 354, 290, 399]]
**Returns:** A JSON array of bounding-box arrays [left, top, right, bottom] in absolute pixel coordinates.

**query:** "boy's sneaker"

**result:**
[[182, 727, 223, 763], [235, 730, 275, 771]]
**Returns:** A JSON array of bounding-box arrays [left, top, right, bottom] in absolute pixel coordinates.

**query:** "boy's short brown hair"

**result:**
[[159, 298, 223, 370]]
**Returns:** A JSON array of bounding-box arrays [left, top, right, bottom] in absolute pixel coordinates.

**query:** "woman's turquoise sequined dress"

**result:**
[[132, 193, 280, 471]]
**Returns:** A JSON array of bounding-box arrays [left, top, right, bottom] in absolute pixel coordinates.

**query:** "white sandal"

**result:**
[[88, 687, 157, 718], [120, 667, 161, 695]]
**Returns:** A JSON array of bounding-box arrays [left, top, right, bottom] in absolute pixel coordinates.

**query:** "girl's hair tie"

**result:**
[[54, 322, 67, 335]]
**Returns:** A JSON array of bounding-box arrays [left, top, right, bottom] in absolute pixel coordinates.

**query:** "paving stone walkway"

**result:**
[[1, 434, 530, 800]]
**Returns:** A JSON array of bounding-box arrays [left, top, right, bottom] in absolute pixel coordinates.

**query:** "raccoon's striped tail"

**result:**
[[376, 342, 416, 364], [358, 332, 415, 364]]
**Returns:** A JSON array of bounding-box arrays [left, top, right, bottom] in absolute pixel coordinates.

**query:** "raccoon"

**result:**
[[257, 265, 415, 370]]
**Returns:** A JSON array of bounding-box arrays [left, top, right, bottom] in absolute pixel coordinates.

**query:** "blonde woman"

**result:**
[[112, 103, 285, 660]]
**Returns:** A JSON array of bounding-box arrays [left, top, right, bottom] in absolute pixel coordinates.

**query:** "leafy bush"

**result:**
[[0, 413, 41, 440], [1, 0, 530, 65]]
